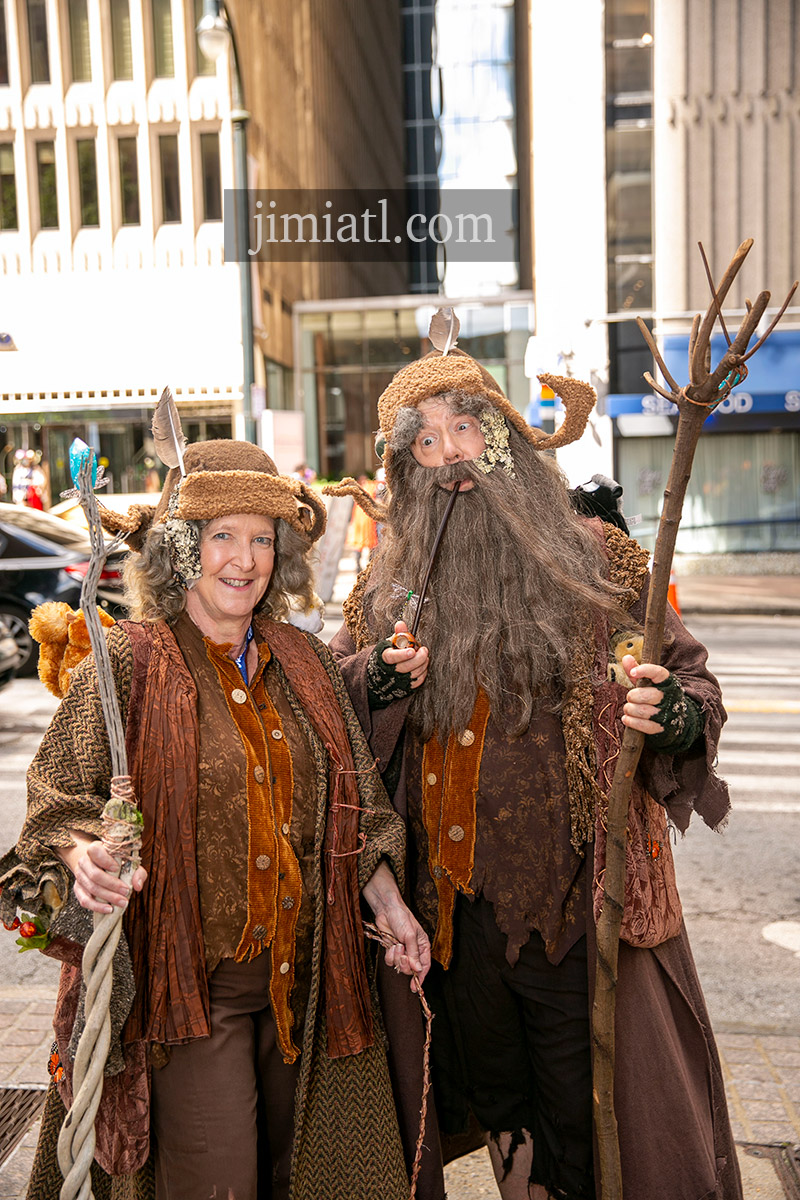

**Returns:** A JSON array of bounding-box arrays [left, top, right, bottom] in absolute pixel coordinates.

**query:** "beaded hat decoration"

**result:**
[[98, 389, 327, 566]]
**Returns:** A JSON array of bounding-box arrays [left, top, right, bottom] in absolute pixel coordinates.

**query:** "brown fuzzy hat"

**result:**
[[378, 348, 596, 462], [324, 314, 598, 516], [100, 438, 326, 551]]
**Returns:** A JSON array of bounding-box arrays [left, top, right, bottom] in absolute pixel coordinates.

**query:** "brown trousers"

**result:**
[[150, 954, 301, 1200]]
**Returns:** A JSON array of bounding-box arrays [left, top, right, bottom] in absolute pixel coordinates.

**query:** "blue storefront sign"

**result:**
[[607, 328, 800, 425]]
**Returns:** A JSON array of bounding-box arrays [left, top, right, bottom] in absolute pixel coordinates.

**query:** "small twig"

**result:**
[[697, 241, 733, 347], [363, 922, 433, 1200], [636, 318, 682, 394], [741, 279, 798, 361]]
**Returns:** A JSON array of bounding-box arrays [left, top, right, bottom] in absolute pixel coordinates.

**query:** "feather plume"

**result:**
[[152, 387, 187, 476], [428, 307, 460, 356]]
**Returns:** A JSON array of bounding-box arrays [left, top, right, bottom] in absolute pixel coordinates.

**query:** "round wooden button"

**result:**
[[458, 729, 475, 746], [426, 772, 437, 786], [231, 688, 247, 705], [254, 765, 266, 783], [447, 824, 465, 842]]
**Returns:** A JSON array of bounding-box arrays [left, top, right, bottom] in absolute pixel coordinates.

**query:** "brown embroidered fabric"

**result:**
[[172, 615, 314, 1062], [593, 678, 683, 947], [261, 619, 374, 1061]]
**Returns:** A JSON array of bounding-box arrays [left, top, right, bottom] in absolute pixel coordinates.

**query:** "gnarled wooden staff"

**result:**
[[57, 448, 142, 1200], [592, 238, 797, 1200]]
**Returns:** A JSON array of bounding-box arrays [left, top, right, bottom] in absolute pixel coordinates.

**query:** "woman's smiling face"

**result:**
[[185, 513, 275, 635]]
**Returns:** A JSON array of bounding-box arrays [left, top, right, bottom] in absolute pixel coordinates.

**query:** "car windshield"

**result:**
[[0, 505, 95, 552]]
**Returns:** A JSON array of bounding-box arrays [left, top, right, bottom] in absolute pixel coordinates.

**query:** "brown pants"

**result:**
[[150, 954, 301, 1200]]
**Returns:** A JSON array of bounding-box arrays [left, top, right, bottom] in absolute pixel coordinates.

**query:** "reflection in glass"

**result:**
[[200, 132, 222, 221], [193, 0, 215, 76], [151, 0, 174, 78], [27, 0, 50, 83], [76, 138, 99, 226], [68, 0, 91, 82], [118, 136, 140, 224], [110, 0, 133, 80], [0, 142, 17, 229], [0, 1, 10, 87], [36, 140, 58, 228], [159, 134, 180, 223]]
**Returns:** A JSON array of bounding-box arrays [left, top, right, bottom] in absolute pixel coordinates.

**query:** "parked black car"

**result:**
[[0, 614, 23, 691], [0, 505, 127, 676]]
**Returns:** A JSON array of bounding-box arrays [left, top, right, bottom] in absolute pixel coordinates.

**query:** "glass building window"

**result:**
[[36, 141, 58, 228], [193, 0, 214, 76], [118, 136, 140, 224], [159, 133, 180, 223], [68, 0, 91, 82], [200, 132, 221, 221], [27, 0, 50, 83], [0, 1, 9, 87], [151, 0, 174, 78], [110, 0, 133, 79], [0, 143, 17, 228], [76, 138, 99, 226]]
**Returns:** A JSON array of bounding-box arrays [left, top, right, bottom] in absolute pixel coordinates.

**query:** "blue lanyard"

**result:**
[[234, 625, 255, 684]]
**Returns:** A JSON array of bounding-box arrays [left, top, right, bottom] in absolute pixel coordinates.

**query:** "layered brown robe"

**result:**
[[330, 526, 743, 1200]]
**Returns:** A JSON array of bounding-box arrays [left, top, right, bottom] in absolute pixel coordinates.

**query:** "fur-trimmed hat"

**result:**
[[324, 307, 597, 517], [99, 393, 326, 552]]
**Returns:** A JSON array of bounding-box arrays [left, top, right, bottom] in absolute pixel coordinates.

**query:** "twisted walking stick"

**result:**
[[56, 448, 142, 1200], [592, 239, 797, 1200]]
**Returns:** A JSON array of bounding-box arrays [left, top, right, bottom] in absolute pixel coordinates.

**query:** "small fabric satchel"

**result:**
[[592, 679, 683, 948]]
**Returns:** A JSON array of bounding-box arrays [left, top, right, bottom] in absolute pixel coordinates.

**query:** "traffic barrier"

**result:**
[[668, 566, 681, 616]]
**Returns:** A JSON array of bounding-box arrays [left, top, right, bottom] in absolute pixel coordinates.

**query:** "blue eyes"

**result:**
[[212, 532, 273, 547]]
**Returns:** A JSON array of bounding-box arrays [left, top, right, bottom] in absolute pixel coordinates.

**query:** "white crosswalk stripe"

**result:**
[[700, 645, 800, 812]]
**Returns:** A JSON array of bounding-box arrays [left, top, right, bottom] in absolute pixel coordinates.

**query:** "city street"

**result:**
[[1, 608, 799, 1198]]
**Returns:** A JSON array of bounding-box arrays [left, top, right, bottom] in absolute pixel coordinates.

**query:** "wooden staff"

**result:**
[[57, 452, 142, 1200], [592, 239, 797, 1200]]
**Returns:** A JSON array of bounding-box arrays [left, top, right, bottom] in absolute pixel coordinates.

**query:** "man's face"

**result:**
[[409, 399, 486, 491]]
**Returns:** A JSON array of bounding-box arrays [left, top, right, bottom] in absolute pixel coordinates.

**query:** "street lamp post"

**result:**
[[197, 0, 256, 444]]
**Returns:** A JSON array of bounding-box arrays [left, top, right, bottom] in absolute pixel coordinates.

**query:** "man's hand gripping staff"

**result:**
[[592, 240, 797, 1200]]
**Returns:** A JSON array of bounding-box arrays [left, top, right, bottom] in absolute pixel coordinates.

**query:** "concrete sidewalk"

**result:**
[[677, 573, 800, 618], [1, 988, 799, 1198]]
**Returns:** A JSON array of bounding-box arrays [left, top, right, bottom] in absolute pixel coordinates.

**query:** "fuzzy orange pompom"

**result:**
[[29, 602, 116, 699]]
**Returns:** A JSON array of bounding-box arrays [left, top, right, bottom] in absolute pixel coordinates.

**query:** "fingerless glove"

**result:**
[[646, 672, 705, 754], [366, 639, 415, 709]]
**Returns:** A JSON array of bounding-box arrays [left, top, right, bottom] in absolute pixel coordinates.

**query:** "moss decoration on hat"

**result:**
[[98, 388, 327, 550]]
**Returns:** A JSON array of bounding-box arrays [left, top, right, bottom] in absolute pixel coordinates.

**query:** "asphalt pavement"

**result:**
[[1, 564, 799, 1199]]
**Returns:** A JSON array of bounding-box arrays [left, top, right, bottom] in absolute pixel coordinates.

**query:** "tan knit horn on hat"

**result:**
[[99, 390, 326, 548]]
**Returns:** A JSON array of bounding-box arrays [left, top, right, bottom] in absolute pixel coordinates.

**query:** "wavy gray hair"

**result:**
[[123, 519, 318, 624]]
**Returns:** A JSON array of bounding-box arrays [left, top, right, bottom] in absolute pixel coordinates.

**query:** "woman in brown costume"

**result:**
[[0, 435, 433, 1200]]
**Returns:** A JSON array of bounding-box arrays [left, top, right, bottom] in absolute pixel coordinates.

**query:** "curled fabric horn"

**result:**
[[323, 478, 390, 525], [290, 478, 329, 541], [533, 374, 598, 450]]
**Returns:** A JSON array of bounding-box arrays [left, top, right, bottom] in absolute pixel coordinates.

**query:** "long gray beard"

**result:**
[[368, 437, 629, 741]]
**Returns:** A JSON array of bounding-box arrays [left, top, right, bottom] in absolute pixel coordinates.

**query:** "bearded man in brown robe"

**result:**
[[327, 336, 743, 1200]]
